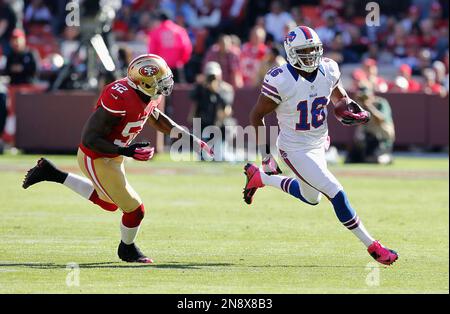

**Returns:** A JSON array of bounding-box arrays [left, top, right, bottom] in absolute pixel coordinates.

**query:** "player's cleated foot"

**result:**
[[243, 163, 264, 205], [118, 241, 153, 263], [367, 240, 398, 266], [22, 158, 66, 189]]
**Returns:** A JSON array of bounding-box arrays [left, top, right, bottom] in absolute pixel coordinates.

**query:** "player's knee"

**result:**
[[89, 190, 118, 212], [122, 204, 145, 228]]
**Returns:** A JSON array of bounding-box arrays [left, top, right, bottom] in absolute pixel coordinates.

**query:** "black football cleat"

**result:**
[[22, 158, 67, 189], [118, 241, 153, 263]]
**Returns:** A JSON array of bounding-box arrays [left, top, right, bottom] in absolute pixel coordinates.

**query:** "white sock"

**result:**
[[120, 221, 140, 245], [350, 221, 375, 247], [63, 173, 95, 199], [260, 172, 285, 189]]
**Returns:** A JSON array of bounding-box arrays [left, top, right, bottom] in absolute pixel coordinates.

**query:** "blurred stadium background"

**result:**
[[0, 0, 448, 156], [0, 0, 448, 294]]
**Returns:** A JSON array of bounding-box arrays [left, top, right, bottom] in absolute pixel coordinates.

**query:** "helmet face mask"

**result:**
[[156, 74, 174, 96], [293, 44, 323, 72], [127, 54, 174, 98], [284, 26, 323, 73]]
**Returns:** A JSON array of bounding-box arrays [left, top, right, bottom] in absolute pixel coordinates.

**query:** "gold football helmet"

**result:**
[[127, 54, 174, 97]]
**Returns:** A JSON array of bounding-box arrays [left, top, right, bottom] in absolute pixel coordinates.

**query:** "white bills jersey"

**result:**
[[261, 57, 341, 151]]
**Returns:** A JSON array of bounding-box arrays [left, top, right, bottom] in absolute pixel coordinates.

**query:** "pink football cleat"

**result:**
[[367, 241, 398, 266], [243, 163, 264, 205]]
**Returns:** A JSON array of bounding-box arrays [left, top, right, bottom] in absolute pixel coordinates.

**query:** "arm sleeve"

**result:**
[[326, 58, 341, 87], [98, 88, 126, 117], [260, 69, 283, 105]]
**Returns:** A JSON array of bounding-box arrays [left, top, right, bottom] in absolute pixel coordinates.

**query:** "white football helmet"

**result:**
[[284, 26, 323, 73]]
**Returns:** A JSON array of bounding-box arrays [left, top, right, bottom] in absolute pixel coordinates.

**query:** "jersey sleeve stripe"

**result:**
[[101, 100, 126, 115], [262, 82, 279, 94], [261, 87, 282, 101]]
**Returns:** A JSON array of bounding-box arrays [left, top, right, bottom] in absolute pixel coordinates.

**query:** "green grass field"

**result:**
[[0, 153, 448, 293]]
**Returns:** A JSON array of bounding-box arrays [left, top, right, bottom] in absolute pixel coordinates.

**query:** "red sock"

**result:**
[[89, 191, 118, 212], [122, 204, 145, 228]]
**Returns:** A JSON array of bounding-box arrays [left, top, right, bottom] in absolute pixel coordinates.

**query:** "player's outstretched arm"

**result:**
[[147, 109, 214, 157], [250, 94, 282, 175]]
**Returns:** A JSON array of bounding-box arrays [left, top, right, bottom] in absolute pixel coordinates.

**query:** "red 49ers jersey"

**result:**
[[80, 78, 161, 159]]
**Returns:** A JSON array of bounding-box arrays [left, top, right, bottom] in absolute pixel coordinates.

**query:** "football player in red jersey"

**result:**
[[22, 54, 213, 263]]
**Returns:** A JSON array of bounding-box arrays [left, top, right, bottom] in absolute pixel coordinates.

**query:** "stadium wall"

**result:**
[[14, 88, 449, 153]]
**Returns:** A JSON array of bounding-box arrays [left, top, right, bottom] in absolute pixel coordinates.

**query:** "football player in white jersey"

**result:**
[[243, 26, 398, 265]]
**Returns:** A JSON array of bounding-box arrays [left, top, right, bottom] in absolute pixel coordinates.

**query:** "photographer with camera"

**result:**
[[346, 84, 395, 165], [189, 61, 234, 161]]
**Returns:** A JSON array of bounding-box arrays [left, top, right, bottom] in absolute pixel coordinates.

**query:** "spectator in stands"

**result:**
[[415, 48, 433, 75], [387, 24, 413, 64], [5, 29, 38, 85], [240, 26, 267, 87], [218, 0, 248, 37], [135, 12, 155, 42], [264, 1, 294, 44], [60, 26, 85, 62], [191, 0, 222, 30], [362, 43, 393, 65], [422, 68, 447, 97], [229, 34, 242, 55], [0, 0, 17, 56], [362, 58, 388, 93], [160, 0, 196, 28], [428, 1, 446, 29], [400, 5, 421, 34], [147, 10, 192, 83], [435, 23, 449, 61], [203, 34, 243, 88], [24, 0, 51, 26], [112, 4, 138, 41], [432, 59, 449, 94], [323, 31, 344, 64], [189, 61, 234, 160], [390, 64, 422, 93], [316, 10, 349, 49], [0, 81, 6, 154], [346, 84, 395, 165], [254, 44, 285, 86], [418, 18, 438, 50]]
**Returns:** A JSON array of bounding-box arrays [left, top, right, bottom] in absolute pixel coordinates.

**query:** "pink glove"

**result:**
[[340, 101, 371, 126], [118, 142, 154, 161], [262, 155, 282, 175], [133, 147, 155, 161], [198, 140, 214, 158], [340, 110, 371, 126]]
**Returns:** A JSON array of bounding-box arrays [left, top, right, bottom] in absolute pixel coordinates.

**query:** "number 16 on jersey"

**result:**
[[296, 96, 328, 131]]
